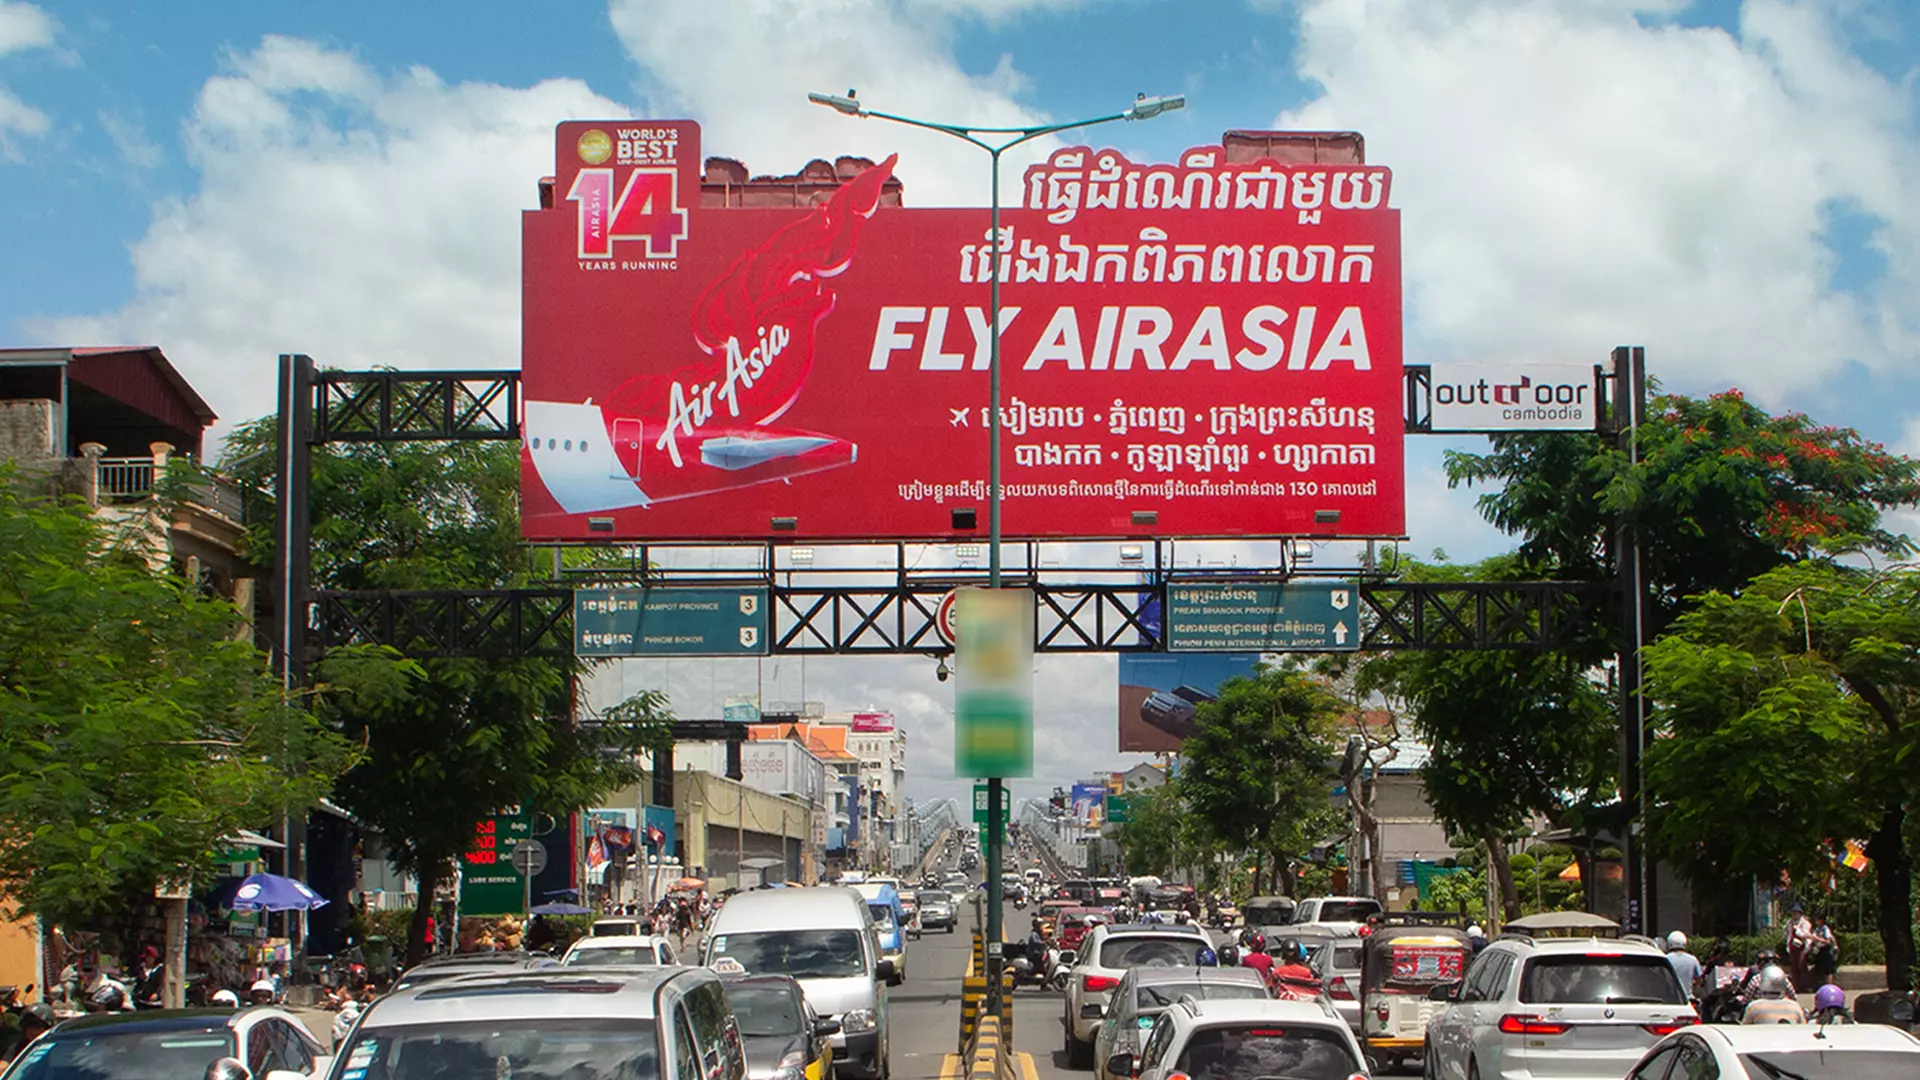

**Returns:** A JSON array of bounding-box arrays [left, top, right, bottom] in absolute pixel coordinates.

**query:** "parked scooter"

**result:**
[[1046, 948, 1076, 991]]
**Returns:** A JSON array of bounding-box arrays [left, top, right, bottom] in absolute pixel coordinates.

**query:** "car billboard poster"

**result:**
[[522, 120, 1403, 542], [1117, 652, 1261, 752]]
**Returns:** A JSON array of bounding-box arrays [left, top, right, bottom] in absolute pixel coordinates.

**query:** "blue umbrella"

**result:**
[[225, 873, 329, 911], [529, 902, 591, 916]]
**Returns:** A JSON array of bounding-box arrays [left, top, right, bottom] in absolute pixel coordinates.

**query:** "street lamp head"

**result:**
[[1125, 93, 1186, 121], [808, 91, 865, 117]]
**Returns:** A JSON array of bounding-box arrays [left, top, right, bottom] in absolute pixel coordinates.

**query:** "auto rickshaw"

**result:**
[[1356, 912, 1470, 1072]]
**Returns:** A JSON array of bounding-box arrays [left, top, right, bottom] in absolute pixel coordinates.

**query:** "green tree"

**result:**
[[1642, 562, 1920, 988], [1180, 664, 1345, 896], [1448, 389, 1919, 637], [1113, 784, 1215, 881], [224, 422, 671, 965], [0, 469, 349, 930], [1352, 556, 1615, 923]]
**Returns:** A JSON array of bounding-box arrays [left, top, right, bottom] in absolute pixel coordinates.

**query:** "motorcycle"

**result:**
[[1047, 948, 1076, 991]]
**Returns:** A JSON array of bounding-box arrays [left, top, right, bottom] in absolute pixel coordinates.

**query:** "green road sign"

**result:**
[[1165, 582, 1360, 652], [1106, 795, 1132, 824], [459, 810, 533, 916], [575, 587, 769, 657], [972, 783, 1011, 824]]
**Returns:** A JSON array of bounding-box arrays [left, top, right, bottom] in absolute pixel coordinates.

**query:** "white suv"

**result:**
[[1291, 895, 1384, 934], [1424, 934, 1696, 1080], [1108, 998, 1369, 1080], [1062, 923, 1210, 1068]]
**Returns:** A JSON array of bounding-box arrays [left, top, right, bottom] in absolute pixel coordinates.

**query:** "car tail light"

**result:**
[[1328, 976, 1355, 1001], [1083, 974, 1120, 993], [1498, 1014, 1570, 1036], [1643, 1016, 1697, 1036]]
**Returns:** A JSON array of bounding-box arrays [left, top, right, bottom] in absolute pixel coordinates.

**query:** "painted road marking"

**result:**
[[1018, 1052, 1040, 1080], [938, 1054, 963, 1080]]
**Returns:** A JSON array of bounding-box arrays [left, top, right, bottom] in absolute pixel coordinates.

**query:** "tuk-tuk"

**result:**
[[1357, 912, 1470, 1072], [1241, 895, 1296, 929]]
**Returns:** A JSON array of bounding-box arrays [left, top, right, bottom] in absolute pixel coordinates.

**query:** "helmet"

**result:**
[[1814, 984, 1846, 1012], [211, 990, 240, 1007], [1754, 948, 1780, 966], [1666, 931, 1688, 952], [1278, 940, 1304, 964], [1248, 933, 1267, 953], [205, 1059, 251, 1080], [250, 979, 276, 994], [1195, 946, 1218, 967], [1756, 965, 1790, 997], [1466, 925, 1484, 938]]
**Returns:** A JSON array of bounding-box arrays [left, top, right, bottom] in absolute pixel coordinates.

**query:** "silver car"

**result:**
[[1311, 934, 1365, 1032], [1092, 966, 1271, 1080], [1062, 923, 1211, 1069], [330, 966, 746, 1080]]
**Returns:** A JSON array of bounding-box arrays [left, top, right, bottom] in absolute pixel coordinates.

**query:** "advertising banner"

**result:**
[[523, 121, 1404, 542], [850, 711, 895, 733], [1069, 783, 1106, 826], [1117, 652, 1261, 752], [1426, 362, 1599, 432], [459, 810, 533, 917]]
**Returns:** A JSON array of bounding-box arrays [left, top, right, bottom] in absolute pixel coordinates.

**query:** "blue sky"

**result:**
[[5, 0, 1918, 800]]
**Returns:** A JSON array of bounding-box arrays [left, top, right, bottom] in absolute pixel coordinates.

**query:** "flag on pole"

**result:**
[[1840, 839, 1871, 872]]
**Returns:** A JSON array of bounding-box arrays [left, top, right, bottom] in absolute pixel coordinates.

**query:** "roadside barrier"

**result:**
[[966, 1013, 1012, 1080]]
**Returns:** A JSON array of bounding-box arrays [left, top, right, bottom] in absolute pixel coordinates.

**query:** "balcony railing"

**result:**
[[94, 456, 247, 523]]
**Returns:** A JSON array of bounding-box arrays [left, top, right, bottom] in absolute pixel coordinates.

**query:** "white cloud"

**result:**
[[28, 36, 626, 444], [608, 0, 1076, 207], [98, 111, 161, 170], [0, 1, 53, 56], [0, 0, 52, 157], [1280, 0, 1920, 406]]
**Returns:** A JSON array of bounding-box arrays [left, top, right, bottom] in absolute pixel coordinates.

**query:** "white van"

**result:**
[[703, 886, 893, 1079]]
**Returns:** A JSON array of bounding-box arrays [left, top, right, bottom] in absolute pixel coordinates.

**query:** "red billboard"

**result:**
[[522, 120, 1403, 542]]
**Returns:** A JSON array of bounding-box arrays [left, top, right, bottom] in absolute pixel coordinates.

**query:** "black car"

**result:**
[[721, 974, 839, 1080]]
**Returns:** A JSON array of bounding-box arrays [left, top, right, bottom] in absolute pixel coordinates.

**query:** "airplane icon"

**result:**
[[524, 399, 856, 514]]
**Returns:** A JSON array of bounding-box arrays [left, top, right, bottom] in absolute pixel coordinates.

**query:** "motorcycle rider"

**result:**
[[1811, 982, 1851, 1024], [1741, 966, 1807, 1024], [1269, 941, 1321, 999], [1239, 934, 1274, 983], [1664, 931, 1703, 1001], [1737, 949, 1794, 1000]]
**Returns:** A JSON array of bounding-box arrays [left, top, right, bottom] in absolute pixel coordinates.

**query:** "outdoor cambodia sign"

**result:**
[[522, 120, 1404, 541], [1425, 362, 1599, 433]]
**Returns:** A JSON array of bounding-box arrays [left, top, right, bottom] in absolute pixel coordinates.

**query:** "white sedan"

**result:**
[[1622, 1020, 1920, 1079]]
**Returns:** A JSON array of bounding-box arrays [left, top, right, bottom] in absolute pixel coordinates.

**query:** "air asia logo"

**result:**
[[568, 126, 689, 260]]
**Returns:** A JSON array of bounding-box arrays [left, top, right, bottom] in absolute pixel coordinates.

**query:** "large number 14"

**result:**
[[569, 167, 688, 260]]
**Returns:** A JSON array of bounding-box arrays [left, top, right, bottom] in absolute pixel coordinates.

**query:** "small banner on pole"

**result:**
[[955, 588, 1034, 778]]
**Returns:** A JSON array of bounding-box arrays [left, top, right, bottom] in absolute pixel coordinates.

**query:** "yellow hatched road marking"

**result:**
[[1017, 1052, 1040, 1080]]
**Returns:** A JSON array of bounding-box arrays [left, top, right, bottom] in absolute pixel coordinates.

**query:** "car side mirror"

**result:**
[[1430, 982, 1459, 1002], [1105, 1053, 1135, 1078], [875, 959, 897, 983], [814, 1019, 841, 1037]]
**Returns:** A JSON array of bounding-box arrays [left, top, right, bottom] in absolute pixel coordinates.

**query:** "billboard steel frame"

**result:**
[[310, 577, 1606, 660]]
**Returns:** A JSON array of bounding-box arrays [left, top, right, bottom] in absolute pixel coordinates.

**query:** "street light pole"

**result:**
[[810, 89, 1185, 1012]]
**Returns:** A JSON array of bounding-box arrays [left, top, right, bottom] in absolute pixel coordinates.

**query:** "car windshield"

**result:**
[[1137, 982, 1270, 1008], [337, 1019, 657, 1080], [709, 930, 867, 979], [6, 1026, 236, 1080], [1100, 937, 1199, 969], [1173, 1024, 1358, 1080], [724, 983, 804, 1038], [921, 891, 950, 904], [1314, 901, 1379, 922], [868, 904, 898, 931], [1331, 945, 1362, 971], [564, 946, 657, 966], [1738, 1050, 1920, 1080], [1520, 955, 1686, 1004]]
